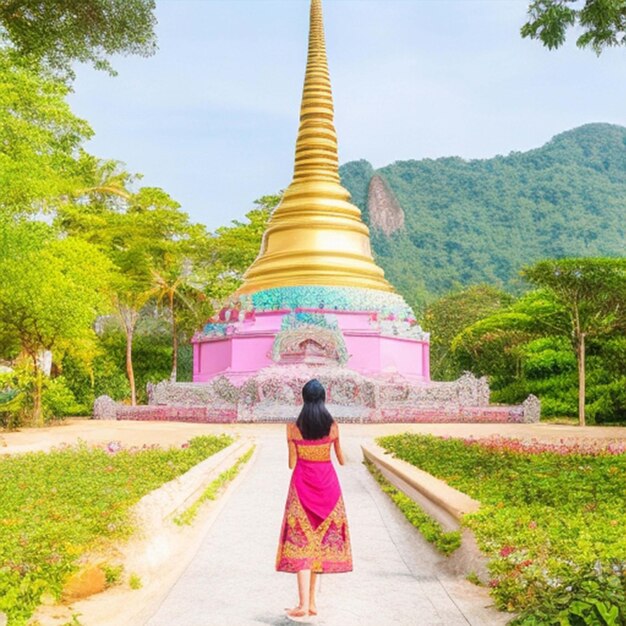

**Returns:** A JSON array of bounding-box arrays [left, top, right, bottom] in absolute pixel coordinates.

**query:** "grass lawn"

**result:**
[[0, 434, 233, 626], [378, 433, 626, 625]]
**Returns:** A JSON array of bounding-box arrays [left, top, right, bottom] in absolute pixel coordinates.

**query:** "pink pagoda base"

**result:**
[[192, 308, 430, 385]]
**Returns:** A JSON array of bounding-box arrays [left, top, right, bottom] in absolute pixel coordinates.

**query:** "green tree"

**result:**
[[193, 195, 279, 305], [452, 289, 554, 385], [0, 52, 92, 218], [0, 224, 111, 424], [522, 258, 626, 426], [149, 246, 208, 383], [522, 0, 626, 53], [58, 184, 196, 404], [422, 285, 513, 380], [107, 188, 192, 404], [210, 195, 278, 274], [0, 0, 156, 77]]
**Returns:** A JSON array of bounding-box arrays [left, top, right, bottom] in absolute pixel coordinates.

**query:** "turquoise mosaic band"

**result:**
[[239, 285, 415, 320]]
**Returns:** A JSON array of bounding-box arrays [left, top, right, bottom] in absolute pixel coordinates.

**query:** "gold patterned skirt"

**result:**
[[276, 465, 352, 574]]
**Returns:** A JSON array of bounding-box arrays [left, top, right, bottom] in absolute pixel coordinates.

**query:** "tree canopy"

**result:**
[[450, 260, 626, 424], [0, 0, 157, 77], [0, 52, 92, 217], [522, 0, 626, 53], [421, 285, 513, 380], [0, 222, 111, 423], [523, 258, 626, 425]]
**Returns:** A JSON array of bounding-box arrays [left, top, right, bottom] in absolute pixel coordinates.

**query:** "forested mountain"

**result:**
[[340, 123, 626, 310]]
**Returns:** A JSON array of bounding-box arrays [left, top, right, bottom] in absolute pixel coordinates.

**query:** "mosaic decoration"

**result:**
[[271, 313, 349, 366], [201, 322, 231, 338], [247, 286, 415, 320], [195, 287, 430, 342], [102, 369, 541, 424], [281, 311, 339, 330]]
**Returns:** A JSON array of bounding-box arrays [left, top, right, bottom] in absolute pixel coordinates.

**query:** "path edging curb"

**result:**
[[361, 440, 491, 581], [361, 441, 480, 521], [134, 437, 253, 528], [34, 437, 257, 626]]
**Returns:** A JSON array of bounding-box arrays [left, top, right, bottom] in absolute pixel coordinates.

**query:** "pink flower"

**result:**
[[499, 545, 516, 558], [528, 521, 537, 529], [106, 441, 122, 454]]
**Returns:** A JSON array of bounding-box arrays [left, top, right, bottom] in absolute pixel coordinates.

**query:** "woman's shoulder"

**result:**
[[330, 421, 339, 438], [287, 422, 302, 439]]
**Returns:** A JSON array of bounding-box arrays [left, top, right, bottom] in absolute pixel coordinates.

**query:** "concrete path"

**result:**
[[145, 432, 508, 626]]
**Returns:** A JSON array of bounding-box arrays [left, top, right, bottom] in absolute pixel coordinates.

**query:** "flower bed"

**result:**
[[0, 435, 233, 626], [377, 434, 626, 625]]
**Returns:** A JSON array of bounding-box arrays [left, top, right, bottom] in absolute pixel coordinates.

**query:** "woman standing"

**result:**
[[276, 379, 352, 621]]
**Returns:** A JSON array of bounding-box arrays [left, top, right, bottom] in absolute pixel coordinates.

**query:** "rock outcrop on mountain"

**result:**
[[340, 123, 626, 304], [367, 175, 404, 235]]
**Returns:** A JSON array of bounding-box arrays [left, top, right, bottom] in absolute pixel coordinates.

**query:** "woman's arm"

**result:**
[[332, 423, 345, 465], [287, 424, 297, 469]]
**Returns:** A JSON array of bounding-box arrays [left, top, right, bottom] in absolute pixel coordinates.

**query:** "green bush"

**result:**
[[60, 353, 96, 415], [0, 389, 23, 429], [42, 376, 81, 419], [0, 369, 84, 427], [378, 433, 626, 623], [0, 434, 233, 625], [522, 338, 576, 378]]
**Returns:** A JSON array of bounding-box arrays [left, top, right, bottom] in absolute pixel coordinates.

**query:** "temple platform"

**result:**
[[94, 370, 540, 425]]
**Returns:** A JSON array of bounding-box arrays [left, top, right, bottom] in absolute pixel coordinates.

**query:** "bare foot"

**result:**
[[286, 607, 307, 617], [286, 607, 310, 622]]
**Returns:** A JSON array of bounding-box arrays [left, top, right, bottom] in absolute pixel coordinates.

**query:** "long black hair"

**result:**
[[295, 379, 334, 440]]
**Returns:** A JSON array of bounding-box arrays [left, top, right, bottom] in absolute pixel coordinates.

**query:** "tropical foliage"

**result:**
[[0, 7, 279, 423], [449, 259, 626, 424], [378, 433, 626, 625], [0, 226, 111, 423], [521, 0, 626, 54], [0, 0, 157, 78], [421, 285, 513, 381]]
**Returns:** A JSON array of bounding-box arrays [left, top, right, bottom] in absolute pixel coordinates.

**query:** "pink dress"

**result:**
[[276, 423, 352, 574]]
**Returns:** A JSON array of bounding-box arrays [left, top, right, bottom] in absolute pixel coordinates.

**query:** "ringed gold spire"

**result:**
[[237, 0, 393, 295]]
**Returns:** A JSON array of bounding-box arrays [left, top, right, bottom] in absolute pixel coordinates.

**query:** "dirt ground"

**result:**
[[2, 418, 626, 455]]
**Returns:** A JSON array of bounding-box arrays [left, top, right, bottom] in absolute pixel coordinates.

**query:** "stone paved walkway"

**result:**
[[145, 432, 508, 626]]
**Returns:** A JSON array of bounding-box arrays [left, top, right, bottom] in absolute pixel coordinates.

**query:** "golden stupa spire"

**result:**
[[236, 0, 393, 295]]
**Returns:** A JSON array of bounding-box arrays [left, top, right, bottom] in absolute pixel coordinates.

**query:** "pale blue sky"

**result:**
[[67, 0, 626, 230]]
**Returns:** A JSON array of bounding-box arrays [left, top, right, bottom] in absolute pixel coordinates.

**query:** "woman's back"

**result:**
[[288, 422, 339, 464]]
